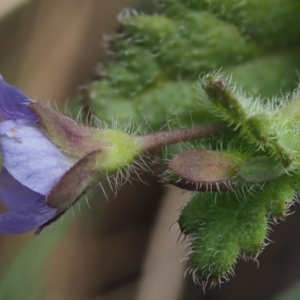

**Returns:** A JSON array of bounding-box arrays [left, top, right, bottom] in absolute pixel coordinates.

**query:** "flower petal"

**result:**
[[0, 197, 57, 234], [0, 75, 37, 121], [0, 119, 78, 195], [0, 167, 42, 209]]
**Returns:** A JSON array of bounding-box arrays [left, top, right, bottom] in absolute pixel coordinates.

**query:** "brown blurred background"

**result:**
[[0, 1, 300, 299]]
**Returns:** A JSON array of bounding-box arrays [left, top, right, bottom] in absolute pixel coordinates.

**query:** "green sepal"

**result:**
[[237, 156, 285, 183]]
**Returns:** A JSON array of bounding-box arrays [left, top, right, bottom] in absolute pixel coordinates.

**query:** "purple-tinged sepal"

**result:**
[[29, 102, 103, 156], [167, 149, 242, 191], [29, 102, 144, 163], [45, 129, 142, 209], [46, 150, 103, 209]]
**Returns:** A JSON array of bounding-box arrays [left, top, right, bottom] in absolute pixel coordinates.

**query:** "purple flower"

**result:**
[[0, 76, 78, 234]]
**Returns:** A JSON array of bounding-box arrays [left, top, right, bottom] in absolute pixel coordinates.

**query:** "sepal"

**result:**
[[46, 150, 103, 209], [168, 149, 242, 191], [29, 102, 101, 156], [237, 156, 285, 183]]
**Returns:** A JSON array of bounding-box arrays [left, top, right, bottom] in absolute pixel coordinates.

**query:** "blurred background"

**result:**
[[0, 1, 300, 299]]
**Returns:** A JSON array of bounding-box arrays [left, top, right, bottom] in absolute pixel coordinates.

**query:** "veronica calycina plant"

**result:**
[[74, 0, 300, 287], [1, 0, 300, 290]]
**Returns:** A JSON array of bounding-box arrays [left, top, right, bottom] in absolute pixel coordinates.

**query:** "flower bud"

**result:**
[[203, 76, 247, 124], [168, 149, 242, 191]]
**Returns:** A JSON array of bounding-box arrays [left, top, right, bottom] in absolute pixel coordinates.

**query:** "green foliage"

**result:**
[[166, 0, 300, 49], [201, 76, 300, 170], [78, 0, 300, 287], [180, 176, 295, 282], [86, 0, 300, 131]]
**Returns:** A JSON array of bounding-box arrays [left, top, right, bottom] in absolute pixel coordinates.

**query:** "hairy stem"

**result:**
[[136, 122, 227, 151]]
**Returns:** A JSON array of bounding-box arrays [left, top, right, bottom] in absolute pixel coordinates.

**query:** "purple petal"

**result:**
[[0, 197, 57, 234], [0, 75, 37, 121], [0, 119, 78, 196], [0, 167, 42, 209]]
